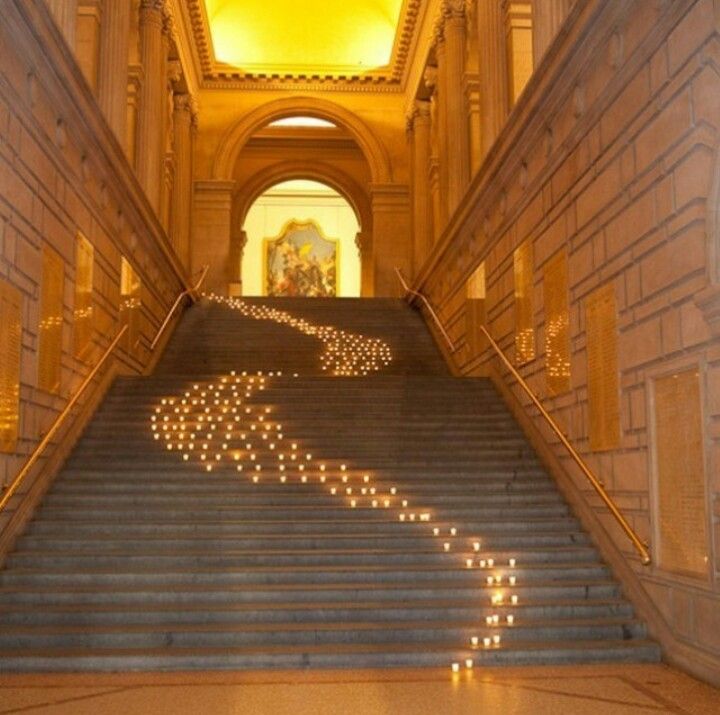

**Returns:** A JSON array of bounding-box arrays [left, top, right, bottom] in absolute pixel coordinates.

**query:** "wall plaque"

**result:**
[[73, 233, 94, 359], [544, 249, 571, 395], [120, 257, 141, 350], [655, 368, 708, 577], [38, 245, 64, 394], [585, 282, 619, 451], [0, 280, 22, 453], [514, 240, 535, 364], [465, 262, 486, 357]]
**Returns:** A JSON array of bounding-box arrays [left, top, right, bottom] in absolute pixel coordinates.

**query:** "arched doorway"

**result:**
[[240, 179, 361, 297]]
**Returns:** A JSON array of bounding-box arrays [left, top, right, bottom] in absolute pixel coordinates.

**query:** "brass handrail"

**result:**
[[395, 269, 650, 565], [0, 325, 128, 513], [479, 325, 651, 565], [150, 264, 209, 350], [1, 265, 210, 515], [395, 267, 456, 352]]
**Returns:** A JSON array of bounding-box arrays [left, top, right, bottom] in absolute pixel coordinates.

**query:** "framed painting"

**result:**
[[263, 219, 339, 297]]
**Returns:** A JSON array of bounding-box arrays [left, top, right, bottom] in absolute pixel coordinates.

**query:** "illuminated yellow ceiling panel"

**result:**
[[204, 0, 404, 75]]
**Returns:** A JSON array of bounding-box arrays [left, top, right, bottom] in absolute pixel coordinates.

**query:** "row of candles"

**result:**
[[154, 301, 518, 673], [203, 294, 393, 376]]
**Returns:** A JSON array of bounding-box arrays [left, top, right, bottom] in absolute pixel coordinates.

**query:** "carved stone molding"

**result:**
[[183, 0, 423, 90]]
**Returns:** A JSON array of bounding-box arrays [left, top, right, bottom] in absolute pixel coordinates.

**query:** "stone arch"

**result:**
[[234, 160, 373, 242], [212, 96, 392, 184]]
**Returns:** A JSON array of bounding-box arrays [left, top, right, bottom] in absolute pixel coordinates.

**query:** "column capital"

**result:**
[[423, 65, 438, 92], [442, 0, 466, 20], [414, 99, 431, 120], [174, 92, 199, 127], [140, 0, 164, 13], [168, 59, 183, 85]]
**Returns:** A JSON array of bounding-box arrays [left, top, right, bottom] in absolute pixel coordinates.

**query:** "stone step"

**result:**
[[0, 639, 661, 672], [0, 618, 648, 650]]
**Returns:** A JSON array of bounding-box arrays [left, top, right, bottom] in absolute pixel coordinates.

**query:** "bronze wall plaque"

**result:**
[[544, 249, 571, 395], [120, 256, 141, 349], [514, 240, 535, 364], [38, 245, 64, 394], [655, 368, 708, 577], [73, 233, 94, 359], [585, 282, 620, 451], [465, 262, 486, 357], [0, 280, 22, 453]]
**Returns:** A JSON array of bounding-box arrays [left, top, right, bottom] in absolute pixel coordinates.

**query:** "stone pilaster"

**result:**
[[97, 0, 131, 140], [427, 55, 449, 229], [408, 101, 433, 274], [441, 0, 471, 215], [533, 0, 574, 64], [170, 93, 197, 270], [476, 0, 509, 158], [135, 0, 165, 211], [46, 0, 77, 50]]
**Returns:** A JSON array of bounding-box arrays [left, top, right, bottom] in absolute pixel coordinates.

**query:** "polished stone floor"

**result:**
[[0, 664, 718, 714]]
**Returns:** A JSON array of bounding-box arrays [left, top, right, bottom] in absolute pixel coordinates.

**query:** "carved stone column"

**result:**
[[533, 0, 573, 65], [97, 0, 131, 140], [442, 0, 471, 215], [159, 23, 175, 231], [135, 0, 165, 211], [408, 101, 432, 274], [426, 59, 448, 229], [170, 94, 197, 270], [47, 0, 77, 50], [477, 0, 509, 158], [76, 0, 102, 91]]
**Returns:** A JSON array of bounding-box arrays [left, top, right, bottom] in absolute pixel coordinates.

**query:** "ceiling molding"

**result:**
[[183, 0, 425, 91]]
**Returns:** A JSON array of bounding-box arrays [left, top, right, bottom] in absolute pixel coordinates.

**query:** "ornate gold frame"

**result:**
[[262, 219, 341, 297]]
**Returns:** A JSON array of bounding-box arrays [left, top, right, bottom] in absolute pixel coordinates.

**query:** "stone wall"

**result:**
[[0, 2, 189, 546], [415, 0, 720, 684]]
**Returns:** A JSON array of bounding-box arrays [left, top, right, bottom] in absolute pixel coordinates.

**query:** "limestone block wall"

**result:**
[[415, 0, 720, 683], [0, 2, 188, 542]]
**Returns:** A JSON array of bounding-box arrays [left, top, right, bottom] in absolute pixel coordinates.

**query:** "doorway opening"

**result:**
[[241, 179, 361, 297]]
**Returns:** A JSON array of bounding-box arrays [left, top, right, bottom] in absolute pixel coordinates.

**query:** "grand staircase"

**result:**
[[0, 297, 660, 671]]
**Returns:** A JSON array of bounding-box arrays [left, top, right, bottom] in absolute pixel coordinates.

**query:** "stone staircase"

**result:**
[[0, 297, 660, 671]]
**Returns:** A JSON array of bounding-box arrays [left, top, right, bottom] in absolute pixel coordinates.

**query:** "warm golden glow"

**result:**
[[74, 233, 94, 359], [0, 279, 21, 453], [513, 241, 535, 364], [204, 0, 403, 75], [119, 257, 141, 350], [38, 245, 64, 394]]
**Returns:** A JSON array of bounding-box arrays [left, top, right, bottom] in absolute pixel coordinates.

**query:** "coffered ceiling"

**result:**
[[183, 0, 424, 90]]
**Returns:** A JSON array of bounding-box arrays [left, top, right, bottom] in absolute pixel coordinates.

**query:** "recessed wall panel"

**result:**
[[655, 368, 708, 577], [513, 240, 535, 365], [0, 280, 22, 453], [544, 249, 571, 395], [120, 257, 141, 350], [38, 245, 64, 394], [585, 282, 620, 451], [74, 233, 94, 359], [465, 262, 486, 358]]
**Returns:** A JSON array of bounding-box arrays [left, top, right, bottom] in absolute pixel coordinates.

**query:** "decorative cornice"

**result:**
[[183, 0, 423, 90]]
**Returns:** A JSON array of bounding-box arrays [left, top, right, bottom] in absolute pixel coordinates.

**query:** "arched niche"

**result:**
[[236, 178, 363, 298], [212, 96, 392, 185]]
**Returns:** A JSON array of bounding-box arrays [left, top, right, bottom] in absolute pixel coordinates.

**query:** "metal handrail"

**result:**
[[480, 326, 650, 565], [0, 325, 128, 513], [395, 270, 650, 565], [1, 265, 210, 515], [395, 267, 456, 352], [150, 264, 209, 350]]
